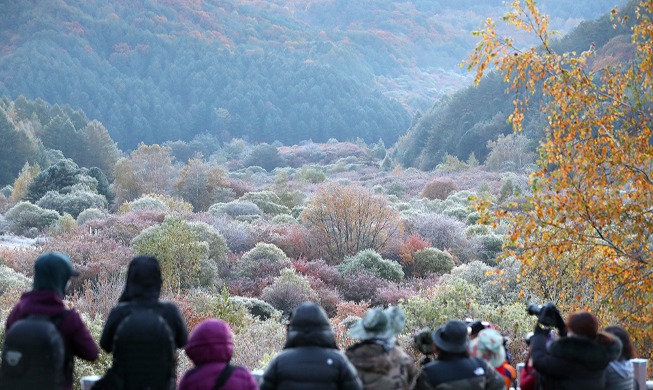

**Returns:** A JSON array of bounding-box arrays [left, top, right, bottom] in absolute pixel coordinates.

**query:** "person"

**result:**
[[260, 301, 362, 390], [179, 318, 258, 390], [345, 306, 418, 389], [468, 328, 516, 389], [530, 310, 621, 390], [518, 332, 538, 390], [414, 320, 505, 390], [604, 325, 636, 390], [3, 252, 99, 390], [96, 256, 188, 389]]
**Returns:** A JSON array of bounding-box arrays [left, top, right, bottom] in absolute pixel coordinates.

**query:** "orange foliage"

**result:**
[[468, 0, 653, 355]]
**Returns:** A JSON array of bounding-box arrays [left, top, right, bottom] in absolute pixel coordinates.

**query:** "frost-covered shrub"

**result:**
[[442, 206, 470, 222], [477, 234, 505, 265], [51, 213, 77, 236], [76, 208, 109, 226], [420, 178, 458, 200], [261, 268, 319, 313], [36, 189, 107, 218], [445, 258, 524, 306], [210, 216, 256, 253], [0, 265, 30, 293], [240, 191, 291, 215], [232, 314, 286, 370], [5, 201, 60, 235], [408, 213, 478, 262], [118, 194, 193, 215], [412, 248, 455, 277], [271, 214, 296, 225], [209, 200, 263, 219], [297, 166, 326, 184], [465, 224, 492, 237], [374, 283, 417, 306], [230, 296, 279, 320], [0, 214, 10, 234], [294, 259, 342, 286], [337, 249, 404, 282], [1, 185, 12, 197], [119, 195, 167, 212], [338, 271, 387, 303], [187, 221, 228, 264], [237, 242, 291, 279]]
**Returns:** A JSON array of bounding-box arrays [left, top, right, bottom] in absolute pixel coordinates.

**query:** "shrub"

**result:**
[[209, 216, 256, 253], [131, 216, 210, 291], [338, 249, 404, 282], [294, 259, 342, 286], [187, 221, 228, 264], [420, 178, 458, 200], [408, 213, 478, 262], [209, 200, 262, 219], [237, 242, 291, 279], [412, 248, 455, 277], [0, 264, 30, 293], [337, 270, 388, 303], [297, 165, 327, 184], [118, 193, 193, 215], [51, 213, 77, 236], [230, 296, 279, 320], [36, 189, 107, 218], [261, 268, 319, 313], [271, 214, 296, 225], [232, 314, 286, 370], [76, 208, 109, 226], [477, 234, 505, 265], [374, 283, 417, 306], [5, 201, 60, 235], [240, 191, 291, 215]]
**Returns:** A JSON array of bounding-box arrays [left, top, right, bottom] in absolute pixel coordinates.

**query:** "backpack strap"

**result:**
[[212, 364, 234, 390]]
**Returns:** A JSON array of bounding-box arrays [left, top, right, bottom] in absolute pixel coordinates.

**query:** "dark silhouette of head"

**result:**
[[566, 311, 599, 340], [604, 325, 635, 360]]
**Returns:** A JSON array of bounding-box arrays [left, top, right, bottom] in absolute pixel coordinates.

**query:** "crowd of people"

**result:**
[[0, 251, 641, 390]]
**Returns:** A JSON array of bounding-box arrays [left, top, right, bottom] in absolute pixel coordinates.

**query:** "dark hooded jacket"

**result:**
[[530, 332, 622, 390], [179, 319, 258, 390], [260, 302, 362, 390], [98, 256, 188, 388], [5, 252, 99, 390]]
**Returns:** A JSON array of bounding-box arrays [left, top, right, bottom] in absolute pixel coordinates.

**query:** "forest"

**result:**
[[0, 0, 618, 149], [1, 0, 652, 387]]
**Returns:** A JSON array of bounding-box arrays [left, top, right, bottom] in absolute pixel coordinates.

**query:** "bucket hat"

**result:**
[[469, 328, 506, 368], [432, 320, 469, 353]]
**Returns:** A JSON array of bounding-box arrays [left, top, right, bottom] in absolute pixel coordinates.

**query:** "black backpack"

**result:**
[[111, 303, 176, 390], [0, 311, 70, 390]]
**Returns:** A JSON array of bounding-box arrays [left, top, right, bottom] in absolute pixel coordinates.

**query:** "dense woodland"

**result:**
[[0, 0, 617, 149], [1, 1, 652, 387]]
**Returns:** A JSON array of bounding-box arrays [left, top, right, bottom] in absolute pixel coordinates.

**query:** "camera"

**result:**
[[527, 302, 559, 327], [413, 327, 434, 355]]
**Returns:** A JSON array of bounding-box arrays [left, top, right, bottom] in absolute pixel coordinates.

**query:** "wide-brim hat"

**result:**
[[469, 328, 506, 368], [432, 320, 469, 353], [348, 306, 405, 341]]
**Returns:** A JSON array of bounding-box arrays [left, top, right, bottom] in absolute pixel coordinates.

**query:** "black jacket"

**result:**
[[99, 256, 187, 351], [98, 256, 188, 390], [530, 333, 621, 390], [414, 356, 505, 390], [260, 302, 362, 390]]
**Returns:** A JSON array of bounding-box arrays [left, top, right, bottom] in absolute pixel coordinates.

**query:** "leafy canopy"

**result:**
[[468, 0, 653, 352]]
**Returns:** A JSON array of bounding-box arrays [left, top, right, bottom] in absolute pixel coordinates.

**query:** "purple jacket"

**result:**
[[179, 319, 258, 390], [5, 290, 99, 390]]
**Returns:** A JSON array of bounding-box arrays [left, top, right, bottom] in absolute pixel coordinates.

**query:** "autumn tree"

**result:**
[[175, 158, 230, 211], [300, 182, 403, 264], [469, 0, 653, 350], [112, 144, 176, 207]]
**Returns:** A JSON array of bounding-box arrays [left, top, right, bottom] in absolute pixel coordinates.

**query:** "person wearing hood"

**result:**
[[260, 301, 363, 390], [4, 252, 99, 390], [97, 256, 188, 389], [345, 306, 417, 389], [179, 318, 258, 390], [530, 310, 622, 390], [603, 325, 636, 390]]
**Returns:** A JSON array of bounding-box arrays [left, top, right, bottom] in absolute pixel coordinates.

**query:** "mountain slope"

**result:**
[[0, 0, 619, 149]]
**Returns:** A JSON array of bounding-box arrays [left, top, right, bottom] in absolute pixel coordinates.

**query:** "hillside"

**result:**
[[395, 0, 638, 170], [0, 0, 619, 149]]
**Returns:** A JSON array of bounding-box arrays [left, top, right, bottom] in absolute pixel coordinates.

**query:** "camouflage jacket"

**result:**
[[346, 340, 418, 390]]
